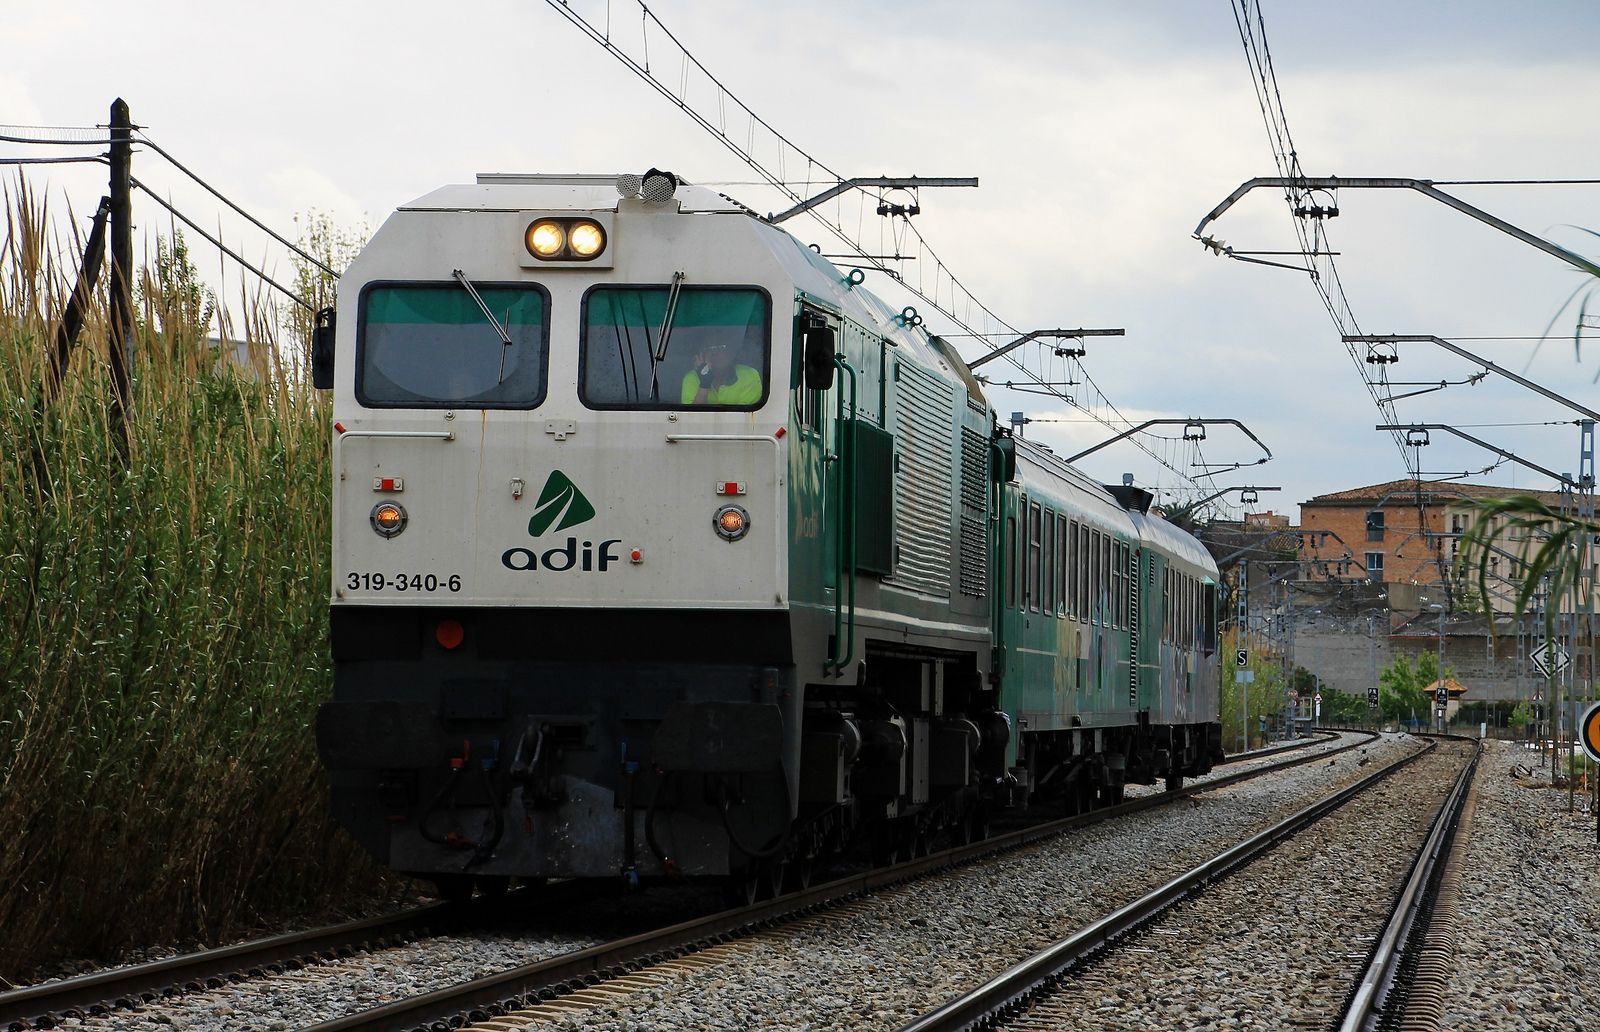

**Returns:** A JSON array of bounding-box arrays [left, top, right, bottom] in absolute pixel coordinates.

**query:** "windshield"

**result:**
[[357, 282, 548, 408], [581, 286, 769, 409]]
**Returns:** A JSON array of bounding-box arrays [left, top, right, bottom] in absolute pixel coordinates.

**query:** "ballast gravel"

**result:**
[[521, 732, 1426, 1031], [1442, 739, 1600, 1031]]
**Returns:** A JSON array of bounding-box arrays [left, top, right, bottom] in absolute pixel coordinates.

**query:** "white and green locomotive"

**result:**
[[314, 172, 1222, 896]]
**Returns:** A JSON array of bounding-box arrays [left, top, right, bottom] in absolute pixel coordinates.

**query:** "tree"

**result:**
[[136, 230, 216, 350], [285, 210, 368, 377], [1377, 651, 1453, 727]]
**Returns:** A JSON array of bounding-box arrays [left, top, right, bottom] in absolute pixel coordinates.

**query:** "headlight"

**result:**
[[714, 504, 750, 542], [568, 220, 606, 258], [526, 220, 566, 259], [371, 501, 408, 538]]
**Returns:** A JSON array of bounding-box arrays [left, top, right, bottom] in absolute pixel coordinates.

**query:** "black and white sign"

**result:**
[[1235, 648, 1248, 667], [1530, 639, 1570, 678]]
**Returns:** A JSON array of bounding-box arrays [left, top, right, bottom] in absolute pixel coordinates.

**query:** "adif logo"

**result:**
[[502, 470, 621, 573], [527, 470, 595, 537]]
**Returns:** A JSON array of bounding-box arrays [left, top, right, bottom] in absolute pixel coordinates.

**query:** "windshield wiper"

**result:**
[[648, 270, 686, 400], [452, 269, 515, 383]]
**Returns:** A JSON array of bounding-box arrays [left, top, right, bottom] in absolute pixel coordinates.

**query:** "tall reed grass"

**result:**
[[0, 180, 385, 980]]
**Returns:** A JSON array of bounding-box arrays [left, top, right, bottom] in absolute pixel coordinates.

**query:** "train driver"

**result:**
[[681, 342, 762, 405]]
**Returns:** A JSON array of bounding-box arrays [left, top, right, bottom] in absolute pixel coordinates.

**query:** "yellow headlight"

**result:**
[[526, 220, 565, 259], [568, 220, 606, 258]]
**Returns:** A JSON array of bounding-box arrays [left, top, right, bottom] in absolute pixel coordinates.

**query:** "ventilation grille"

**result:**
[[958, 427, 989, 598], [886, 361, 955, 597]]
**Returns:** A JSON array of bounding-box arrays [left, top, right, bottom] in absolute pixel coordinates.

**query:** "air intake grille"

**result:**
[[958, 427, 989, 598], [886, 361, 955, 597]]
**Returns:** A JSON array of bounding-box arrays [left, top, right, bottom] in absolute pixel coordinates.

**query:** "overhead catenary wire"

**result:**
[[540, 0, 1206, 490], [1229, 1, 1412, 470]]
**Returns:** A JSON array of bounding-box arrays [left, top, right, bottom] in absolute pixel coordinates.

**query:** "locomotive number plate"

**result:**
[[345, 571, 463, 593]]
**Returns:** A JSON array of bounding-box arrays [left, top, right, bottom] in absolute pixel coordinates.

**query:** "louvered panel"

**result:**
[[886, 360, 955, 597], [958, 427, 989, 597]]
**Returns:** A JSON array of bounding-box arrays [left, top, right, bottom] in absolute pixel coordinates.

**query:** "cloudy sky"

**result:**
[[6, 1, 1599, 519]]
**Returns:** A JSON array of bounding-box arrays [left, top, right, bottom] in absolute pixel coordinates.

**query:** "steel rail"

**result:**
[[896, 734, 1446, 1032], [0, 884, 610, 1031], [303, 731, 1374, 1032], [1338, 738, 1481, 1031], [0, 904, 462, 1031]]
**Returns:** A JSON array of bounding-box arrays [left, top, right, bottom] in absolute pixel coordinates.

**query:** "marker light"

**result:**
[[568, 220, 606, 257], [436, 619, 465, 650], [526, 220, 566, 258], [370, 501, 408, 538], [714, 504, 750, 542]]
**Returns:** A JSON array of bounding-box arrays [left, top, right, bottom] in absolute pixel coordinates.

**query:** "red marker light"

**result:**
[[774, 426, 786, 439], [630, 548, 643, 563], [335, 421, 347, 434], [436, 619, 465, 650]]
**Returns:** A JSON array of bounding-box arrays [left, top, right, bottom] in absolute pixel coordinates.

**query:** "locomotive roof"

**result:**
[[400, 174, 752, 214]]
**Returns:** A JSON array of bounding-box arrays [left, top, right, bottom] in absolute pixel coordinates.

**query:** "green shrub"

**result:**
[[0, 184, 386, 979]]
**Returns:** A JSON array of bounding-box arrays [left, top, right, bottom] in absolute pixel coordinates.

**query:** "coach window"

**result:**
[[1007, 509, 1019, 610], [1089, 529, 1102, 625], [1056, 514, 1068, 617], [1101, 534, 1112, 627], [1043, 508, 1055, 615], [1081, 522, 1091, 622], [1202, 583, 1218, 653], [581, 286, 769, 409], [357, 282, 550, 408], [1162, 568, 1172, 643], [1028, 502, 1043, 612]]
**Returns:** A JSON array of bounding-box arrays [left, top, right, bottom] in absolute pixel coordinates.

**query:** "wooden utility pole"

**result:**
[[49, 197, 111, 397], [107, 98, 133, 455]]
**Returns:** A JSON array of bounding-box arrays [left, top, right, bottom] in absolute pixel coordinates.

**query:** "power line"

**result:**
[[540, 0, 1205, 488], [1229, 1, 1411, 470], [134, 131, 335, 277]]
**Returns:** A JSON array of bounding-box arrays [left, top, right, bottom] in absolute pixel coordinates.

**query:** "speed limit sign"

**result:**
[[1236, 649, 1248, 667]]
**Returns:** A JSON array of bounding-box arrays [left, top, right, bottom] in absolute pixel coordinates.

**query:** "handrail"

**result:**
[[828, 355, 859, 674], [335, 428, 455, 440]]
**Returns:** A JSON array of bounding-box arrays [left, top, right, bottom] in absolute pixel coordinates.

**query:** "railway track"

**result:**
[[298, 731, 1373, 1032], [0, 730, 1356, 1031], [899, 734, 1478, 1032]]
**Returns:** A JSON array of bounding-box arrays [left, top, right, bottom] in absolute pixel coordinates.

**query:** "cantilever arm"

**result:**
[[1065, 418, 1273, 466], [1195, 177, 1600, 279]]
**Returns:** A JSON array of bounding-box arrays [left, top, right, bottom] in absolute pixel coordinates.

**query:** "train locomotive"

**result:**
[[313, 170, 1223, 898]]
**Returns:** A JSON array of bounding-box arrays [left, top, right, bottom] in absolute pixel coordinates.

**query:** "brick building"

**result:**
[[1299, 478, 1568, 612]]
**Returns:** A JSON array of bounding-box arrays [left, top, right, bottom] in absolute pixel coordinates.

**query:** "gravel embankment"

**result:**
[[1442, 739, 1600, 1030]]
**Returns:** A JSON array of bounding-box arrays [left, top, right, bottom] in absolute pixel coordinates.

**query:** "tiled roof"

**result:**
[[1302, 478, 1567, 508]]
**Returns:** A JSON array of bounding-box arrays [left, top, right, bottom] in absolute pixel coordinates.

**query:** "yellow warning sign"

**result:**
[[1581, 702, 1600, 764]]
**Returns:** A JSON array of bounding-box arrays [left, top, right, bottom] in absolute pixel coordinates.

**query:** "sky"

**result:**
[[5, 0, 1600, 521]]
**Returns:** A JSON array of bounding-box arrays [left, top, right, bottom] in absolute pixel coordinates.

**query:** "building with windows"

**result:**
[[1299, 478, 1569, 612]]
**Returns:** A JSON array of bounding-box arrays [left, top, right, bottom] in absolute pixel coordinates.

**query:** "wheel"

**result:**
[[790, 856, 815, 891], [766, 861, 788, 899], [723, 867, 762, 907]]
